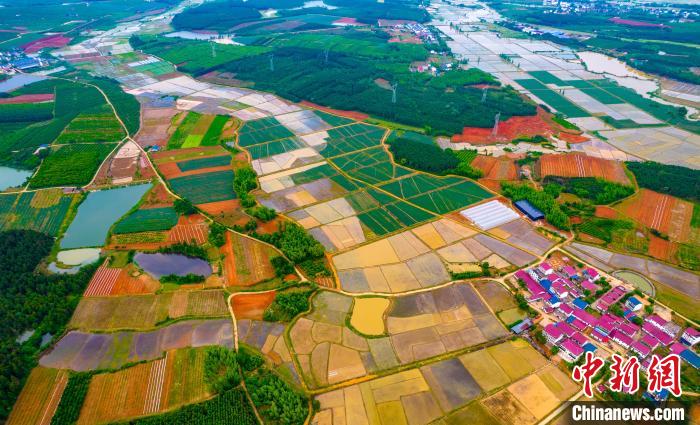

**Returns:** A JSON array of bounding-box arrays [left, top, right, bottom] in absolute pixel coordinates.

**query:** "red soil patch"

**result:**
[[22, 34, 71, 53], [142, 183, 174, 208], [197, 199, 240, 215], [221, 232, 276, 287], [476, 179, 506, 193], [255, 216, 285, 235], [452, 108, 556, 144], [334, 17, 363, 26], [111, 269, 160, 295], [539, 153, 630, 185], [610, 17, 668, 28], [231, 292, 276, 320], [167, 214, 209, 244], [647, 235, 676, 263], [84, 266, 121, 297], [471, 155, 519, 180], [557, 132, 589, 143], [595, 206, 619, 220], [159, 163, 230, 179], [615, 189, 692, 242], [0, 94, 54, 104], [299, 101, 368, 121]]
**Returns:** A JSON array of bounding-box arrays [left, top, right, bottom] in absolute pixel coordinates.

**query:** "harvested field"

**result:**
[[111, 266, 161, 295], [471, 155, 519, 180], [595, 205, 620, 219], [7, 367, 68, 425], [507, 374, 561, 420], [231, 291, 276, 320], [136, 107, 179, 148], [615, 189, 693, 242], [539, 153, 630, 185], [537, 364, 579, 401], [236, 319, 293, 372], [83, 265, 122, 297], [0, 93, 54, 104], [40, 319, 233, 371], [482, 390, 537, 425], [473, 280, 516, 313], [350, 297, 390, 335], [221, 232, 277, 287], [167, 214, 209, 244], [459, 348, 510, 392]]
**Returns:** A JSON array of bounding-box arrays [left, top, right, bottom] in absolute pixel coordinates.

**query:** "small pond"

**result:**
[[0, 166, 32, 191], [60, 184, 150, 249], [134, 252, 212, 279]]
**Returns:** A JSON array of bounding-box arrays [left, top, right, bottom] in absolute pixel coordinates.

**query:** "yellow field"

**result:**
[[350, 297, 390, 335], [7, 367, 68, 425]]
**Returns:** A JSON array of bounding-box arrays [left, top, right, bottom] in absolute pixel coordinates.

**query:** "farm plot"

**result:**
[[331, 146, 413, 184], [471, 155, 519, 181], [169, 170, 236, 205], [176, 154, 231, 172], [167, 214, 209, 244], [236, 320, 293, 373], [615, 189, 693, 242], [40, 319, 233, 371], [317, 123, 387, 158], [539, 153, 630, 185], [70, 290, 228, 331], [112, 207, 179, 234], [313, 339, 570, 425], [0, 190, 73, 236], [30, 143, 116, 188], [486, 219, 555, 255], [257, 177, 350, 212], [92, 140, 156, 186], [136, 107, 179, 148], [54, 110, 125, 144], [6, 367, 68, 425], [332, 218, 534, 294], [247, 137, 307, 160], [167, 112, 222, 149], [291, 284, 508, 388], [231, 291, 276, 320], [275, 109, 334, 135], [221, 232, 277, 287], [238, 116, 295, 146], [515, 78, 590, 118]]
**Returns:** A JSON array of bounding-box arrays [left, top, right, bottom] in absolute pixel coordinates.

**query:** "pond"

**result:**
[[134, 252, 212, 279], [613, 270, 655, 296], [0, 74, 45, 92], [0, 166, 32, 191], [60, 184, 150, 249], [577, 51, 659, 96]]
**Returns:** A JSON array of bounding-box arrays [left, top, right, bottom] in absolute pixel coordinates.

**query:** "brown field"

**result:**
[[471, 155, 519, 180], [7, 367, 68, 425], [167, 214, 209, 244], [158, 162, 231, 180], [221, 232, 276, 287], [169, 290, 228, 319], [231, 291, 276, 320], [507, 374, 560, 419], [615, 189, 693, 241], [112, 266, 160, 295], [77, 356, 168, 424], [539, 153, 630, 185], [83, 265, 122, 297], [197, 199, 240, 216], [70, 293, 171, 330], [298, 101, 368, 120], [136, 107, 179, 147], [482, 390, 537, 425], [151, 145, 227, 164], [141, 183, 174, 208], [647, 235, 677, 263], [594, 205, 620, 219], [473, 280, 516, 313]]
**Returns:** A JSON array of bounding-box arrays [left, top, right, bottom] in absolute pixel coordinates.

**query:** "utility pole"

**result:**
[[211, 41, 216, 58], [492, 112, 501, 137], [269, 53, 274, 72], [391, 82, 398, 104], [324, 48, 329, 65], [481, 87, 488, 103]]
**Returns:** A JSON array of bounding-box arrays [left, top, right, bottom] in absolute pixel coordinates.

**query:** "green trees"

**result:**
[[51, 372, 93, 425], [263, 290, 314, 322], [544, 177, 634, 204], [204, 346, 241, 393], [501, 182, 571, 230], [158, 242, 208, 259], [245, 370, 308, 425], [244, 205, 277, 222], [271, 256, 294, 277], [208, 222, 226, 248], [174, 198, 197, 215], [627, 161, 699, 202], [0, 230, 97, 419], [387, 132, 483, 178], [159, 273, 205, 284]]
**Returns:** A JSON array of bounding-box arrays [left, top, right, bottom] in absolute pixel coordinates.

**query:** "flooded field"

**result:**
[[134, 252, 212, 279]]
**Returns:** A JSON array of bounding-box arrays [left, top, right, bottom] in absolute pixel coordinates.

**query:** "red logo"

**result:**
[[608, 354, 640, 394], [647, 354, 682, 397], [572, 352, 605, 397]]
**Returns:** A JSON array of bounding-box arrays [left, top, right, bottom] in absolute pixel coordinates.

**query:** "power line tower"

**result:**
[[323, 48, 330, 65], [210, 41, 216, 58], [492, 112, 501, 137], [481, 87, 488, 103], [269, 54, 274, 72], [391, 82, 398, 104]]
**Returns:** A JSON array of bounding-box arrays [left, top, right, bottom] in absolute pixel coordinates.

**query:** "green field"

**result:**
[[318, 124, 386, 158], [385, 200, 434, 226], [358, 208, 404, 236], [133, 60, 175, 76], [515, 78, 590, 118], [201, 115, 229, 146], [379, 174, 461, 199], [409, 181, 492, 214], [0, 191, 73, 236], [169, 112, 203, 149], [54, 109, 125, 144], [314, 110, 355, 127], [247, 137, 306, 160], [290, 163, 338, 185], [112, 207, 179, 234], [30, 144, 115, 188], [169, 170, 236, 204], [177, 155, 231, 172], [237, 117, 295, 147]]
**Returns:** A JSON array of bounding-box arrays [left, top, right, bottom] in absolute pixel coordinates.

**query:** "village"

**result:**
[[511, 254, 699, 401]]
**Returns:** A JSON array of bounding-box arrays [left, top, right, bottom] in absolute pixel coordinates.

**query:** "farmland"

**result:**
[[168, 112, 230, 149], [539, 153, 630, 185], [30, 144, 116, 188], [0, 191, 74, 236], [169, 171, 236, 204], [113, 207, 179, 234], [221, 232, 277, 287]]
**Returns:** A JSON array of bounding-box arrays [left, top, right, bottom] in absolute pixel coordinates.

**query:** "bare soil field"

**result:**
[[222, 232, 276, 287], [231, 291, 276, 320], [539, 153, 630, 185], [615, 189, 693, 241]]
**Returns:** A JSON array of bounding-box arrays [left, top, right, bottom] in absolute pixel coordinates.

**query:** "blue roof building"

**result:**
[[680, 349, 700, 369], [583, 342, 597, 352], [511, 318, 533, 334], [572, 298, 588, 310], [540, 279, 552, 291], [514, 200, 544, 221]]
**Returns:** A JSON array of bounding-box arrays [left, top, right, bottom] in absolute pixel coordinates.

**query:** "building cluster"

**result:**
[[517, 261, 699, 371], [0, 49, 50, 73]]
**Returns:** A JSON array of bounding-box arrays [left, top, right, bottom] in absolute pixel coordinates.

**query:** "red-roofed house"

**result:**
[[641, 333, 660, 351], [596, 286, 627, 312], [618, 322, 640, 338], [584, 268, 600, 281], [560, 339, 584, 361], [573, 308, 598, 327], [558, 303, 574, 318], [544, 323, 564, 344], [645, 315, 668, 332], [642, 322, 673, 346], [610, 330, 633, 349], [670, 342, 687, 355], [630, 341, 651, 358], [591, 328, 610, 343], [570, 332, 588, 346], [556, 322, 576, 337], [550, 280, 569, 299], [562, 266, 577, 278], [581, 279, 599, 293], [569, 317, 588, 331], [539, 262, 554, 275], [681, 328, 700, 346]]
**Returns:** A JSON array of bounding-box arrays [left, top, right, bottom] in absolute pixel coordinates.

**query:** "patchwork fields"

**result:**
[[0, 190, 74, 236]]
